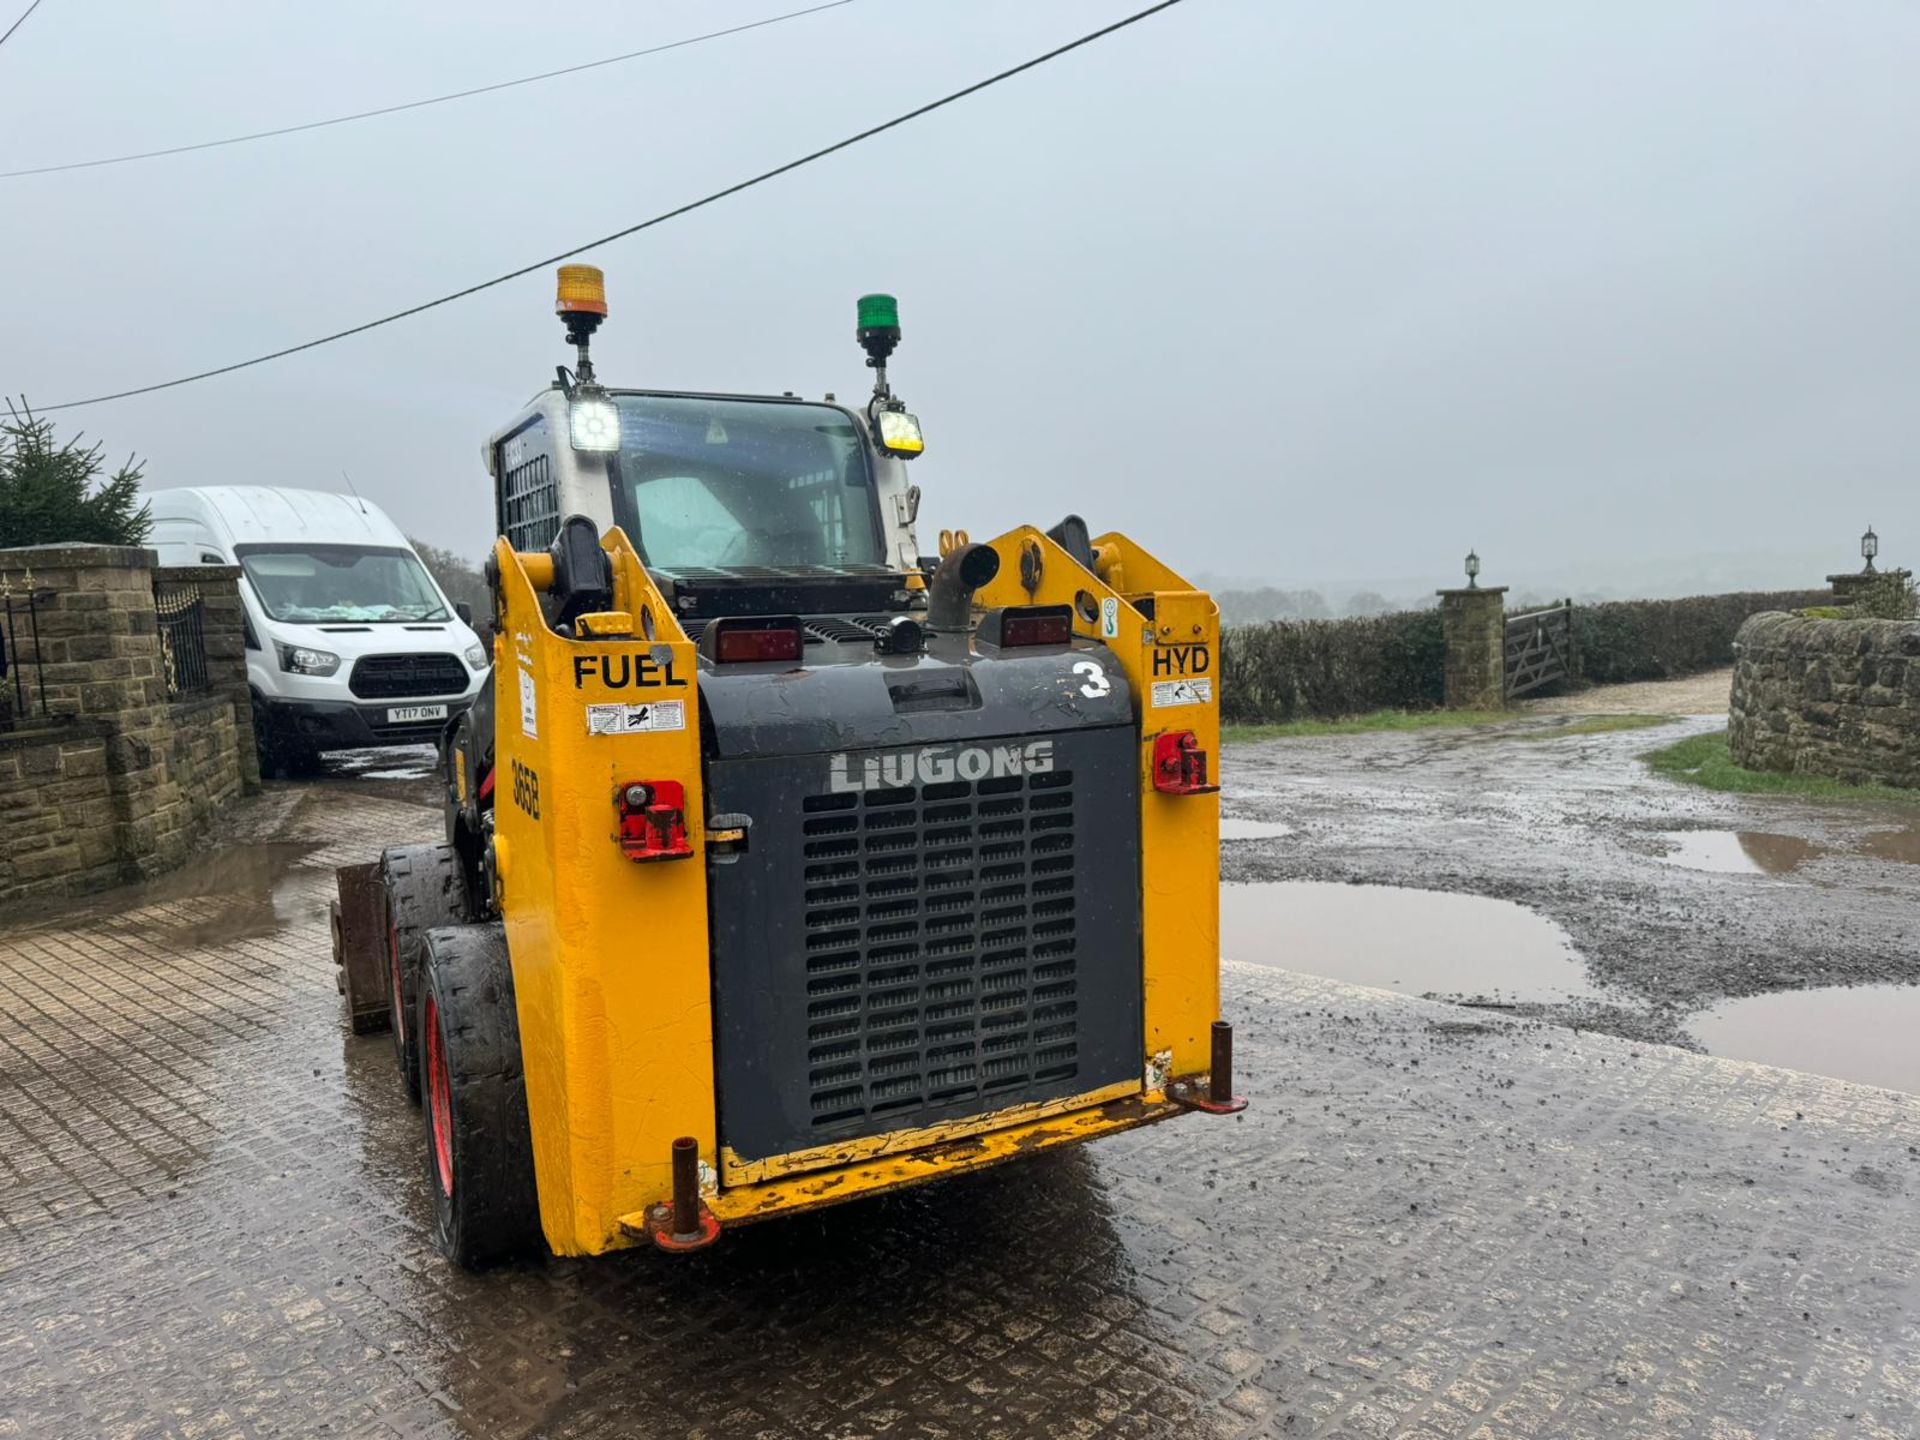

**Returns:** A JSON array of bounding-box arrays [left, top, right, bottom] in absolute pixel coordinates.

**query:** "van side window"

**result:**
[[201, 551, 224, 564]]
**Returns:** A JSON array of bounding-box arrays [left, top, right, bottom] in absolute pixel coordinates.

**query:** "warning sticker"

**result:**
[[1150, 678, 1213, 708], [586, 700, 687, 736], [518, 668, 537, 740], [1100, 596, 1120, 638]]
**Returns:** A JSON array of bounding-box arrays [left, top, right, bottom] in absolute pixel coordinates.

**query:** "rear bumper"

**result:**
[[255, 692, 472, 751], [618, 1088, 1186, 1239]]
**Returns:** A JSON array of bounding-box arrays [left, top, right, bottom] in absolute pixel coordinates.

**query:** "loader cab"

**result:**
[[485, 389, 925, 624], [487, 273, 928, 628]]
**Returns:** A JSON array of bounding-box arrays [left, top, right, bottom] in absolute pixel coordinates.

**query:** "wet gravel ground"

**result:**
[[1221, 713, 1920, 1052], [3, 753, 1919, 1437]]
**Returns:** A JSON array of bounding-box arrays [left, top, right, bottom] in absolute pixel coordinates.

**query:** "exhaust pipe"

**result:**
[[926, 543, 1001, 633]]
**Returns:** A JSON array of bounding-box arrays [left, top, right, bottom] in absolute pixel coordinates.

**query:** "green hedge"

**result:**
[[1220, 610, 1444, 723], [1219, 588, 1833, 722], [1572, 589, 1832, 685]]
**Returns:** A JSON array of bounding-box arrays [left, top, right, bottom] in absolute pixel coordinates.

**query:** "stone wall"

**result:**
[[1729, 611, 1920, 789], [0, 544, 257, 908], [0, 721, 121, 898]]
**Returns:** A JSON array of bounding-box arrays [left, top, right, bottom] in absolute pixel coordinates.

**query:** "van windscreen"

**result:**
[[236, 545, 449, 624]]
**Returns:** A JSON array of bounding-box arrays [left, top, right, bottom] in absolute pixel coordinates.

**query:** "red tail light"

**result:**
[[981, 604, 1073, 648], [615, 779, 693, 861], [706, 616, 804, 664], [1152, 731, 1219, 796]]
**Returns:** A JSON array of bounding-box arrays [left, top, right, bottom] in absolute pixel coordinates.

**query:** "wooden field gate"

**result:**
[[1504, 600, 1575, 697]]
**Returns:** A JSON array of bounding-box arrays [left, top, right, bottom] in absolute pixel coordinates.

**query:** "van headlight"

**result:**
[[464, 642, 488, 670], [276, 642, 340, 676]]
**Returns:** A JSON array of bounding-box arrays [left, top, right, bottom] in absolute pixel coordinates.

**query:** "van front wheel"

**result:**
[[252, 705, 317, 779]]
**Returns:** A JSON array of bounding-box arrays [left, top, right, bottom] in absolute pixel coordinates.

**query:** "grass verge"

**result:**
[[1510, 714, 1673, 741], [1223, 709, 1507, 741], [1224, 709, 1675, 743], [1644, 731, 1920, 806]]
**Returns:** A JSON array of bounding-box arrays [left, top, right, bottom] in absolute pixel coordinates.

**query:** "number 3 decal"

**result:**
[[1073, 660, 1111, 699]]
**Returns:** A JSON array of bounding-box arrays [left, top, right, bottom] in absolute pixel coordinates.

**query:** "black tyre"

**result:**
[[417, 922, 541, 1268], [253, 711, 317, 780], [381, 843, 468, 1104]]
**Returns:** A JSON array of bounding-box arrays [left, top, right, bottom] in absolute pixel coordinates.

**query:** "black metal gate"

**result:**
[[1504, 600, 1574, 697], [1, 575, 53, 727], [154, 583, 211, 695]]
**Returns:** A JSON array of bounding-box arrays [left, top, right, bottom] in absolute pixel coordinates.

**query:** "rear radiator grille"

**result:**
[[799, 772, 1080, 1129]]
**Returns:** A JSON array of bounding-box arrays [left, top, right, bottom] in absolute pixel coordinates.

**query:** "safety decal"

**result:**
[[1100, 596, 1120, 638], [1150, 678, 1213, 708], [518, 668, 538, 740], [586, 700, 687, 736]]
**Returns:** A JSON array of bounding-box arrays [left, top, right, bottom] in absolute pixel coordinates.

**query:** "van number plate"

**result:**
[[387, 704, 448, 724]]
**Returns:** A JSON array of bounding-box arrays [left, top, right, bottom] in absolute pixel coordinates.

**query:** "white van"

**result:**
[[145, 486, 488, 774]]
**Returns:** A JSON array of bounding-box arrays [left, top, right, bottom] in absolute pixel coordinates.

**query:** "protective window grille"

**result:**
[[799, 769, 1081, 1132], [503, 452, 558, 553], [786, 466, 850, 563], [154, 585, 210, 695]]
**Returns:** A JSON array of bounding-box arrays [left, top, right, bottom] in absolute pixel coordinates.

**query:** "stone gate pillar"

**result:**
[[1436, 585, 1508, 710]]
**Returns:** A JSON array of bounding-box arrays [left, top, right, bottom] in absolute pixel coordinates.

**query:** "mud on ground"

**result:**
[[1221, 711, 1920, 1052]]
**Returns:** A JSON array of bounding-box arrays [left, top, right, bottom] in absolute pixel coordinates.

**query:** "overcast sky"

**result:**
[[3, 1, 1915, 596]]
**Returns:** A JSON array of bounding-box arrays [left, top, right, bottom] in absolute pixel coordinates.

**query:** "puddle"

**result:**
[[1658, 830, 1819, 875], [1220, 817, 1295, 841], [1691, 985, 1920, 1094], [12, 841, 316, 947], [1859, 828, 1920, 866], [324, 745, 438, 782], [1657, 827, 1919, 875], [1220, 881, 1599, 1002]]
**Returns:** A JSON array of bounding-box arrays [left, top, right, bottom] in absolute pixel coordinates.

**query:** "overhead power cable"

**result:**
[[32, 0, 1188, 414], [0, 0, 852, 180], [0, 0, 46, 51]]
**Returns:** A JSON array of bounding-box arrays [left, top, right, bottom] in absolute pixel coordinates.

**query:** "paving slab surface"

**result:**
[[1, 778, 1918, 1439]]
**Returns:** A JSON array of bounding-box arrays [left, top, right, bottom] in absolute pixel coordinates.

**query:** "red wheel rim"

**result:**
[[425, 995, 454, 1197]]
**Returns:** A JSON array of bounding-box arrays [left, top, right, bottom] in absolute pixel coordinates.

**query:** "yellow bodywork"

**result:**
[[492, 525, 1222, 1257]]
